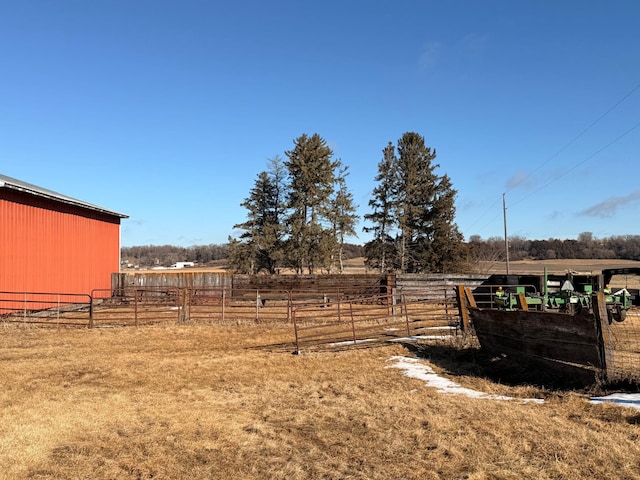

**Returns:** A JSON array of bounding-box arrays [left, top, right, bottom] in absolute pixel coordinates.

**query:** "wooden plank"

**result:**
[[593, 292, 614, 380], [464, 287, 477, 308], [516, 292, 528, 311], [455, 285, 471, 332]]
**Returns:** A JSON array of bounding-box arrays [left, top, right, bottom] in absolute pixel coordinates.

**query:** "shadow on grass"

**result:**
[[401, 341, 593, 392]]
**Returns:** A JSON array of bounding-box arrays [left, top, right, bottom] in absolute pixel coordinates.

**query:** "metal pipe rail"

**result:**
[[292, 289, 461, 353], [0, 290, 92, 327]]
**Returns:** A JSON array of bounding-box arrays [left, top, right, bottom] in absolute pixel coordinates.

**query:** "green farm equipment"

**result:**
[[493, 268, 632, 322]]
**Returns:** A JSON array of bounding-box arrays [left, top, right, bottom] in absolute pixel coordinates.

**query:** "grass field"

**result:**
[[2, 323, 640, 479]]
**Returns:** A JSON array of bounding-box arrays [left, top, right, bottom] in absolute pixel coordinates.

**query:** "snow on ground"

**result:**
[[387, 356, 543, 404], [388, 356, 640, 411], [330, 334, 455, 347], [388, 335, 455, 342], [590, 393, 640, 410], [329, 338, 378, 347], [383, 326, 457, 332]]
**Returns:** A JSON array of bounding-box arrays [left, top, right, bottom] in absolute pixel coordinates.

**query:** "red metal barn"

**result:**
[[0, 174, 128, 297]]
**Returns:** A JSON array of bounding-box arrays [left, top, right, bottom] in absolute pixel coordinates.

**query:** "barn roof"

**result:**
[[0, 174, 129, 219]]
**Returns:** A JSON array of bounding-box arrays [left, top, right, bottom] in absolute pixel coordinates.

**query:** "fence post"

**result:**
[[179, 288, 188, 324], [89, 294, 94, 328], [391, 292, 398, 319], [256, 289, 260, 322], [444, 288, 450, 324], [222, 288, 226, 322], [593, 292, 614, 382], [386, 274, 394, 316], [292, 308, 300, 354], [134, 289, 139, 327], [403, 294, 411, 337], [455, 285, 472, 333], [350, 301, 357, 344]]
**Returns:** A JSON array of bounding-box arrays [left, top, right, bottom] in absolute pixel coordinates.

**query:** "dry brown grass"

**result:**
[[2, 324, 640, 479]]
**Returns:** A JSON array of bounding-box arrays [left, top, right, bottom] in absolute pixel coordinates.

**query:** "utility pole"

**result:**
[[503, 193, 510, 275]]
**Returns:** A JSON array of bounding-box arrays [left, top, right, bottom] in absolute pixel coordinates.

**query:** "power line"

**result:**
[[465, 81, 640, 235], [507, 81, 640, 192], [510, 119, 640, 208]]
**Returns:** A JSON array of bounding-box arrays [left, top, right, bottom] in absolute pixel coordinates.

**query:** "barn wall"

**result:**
[[0, 189, 121, 295]]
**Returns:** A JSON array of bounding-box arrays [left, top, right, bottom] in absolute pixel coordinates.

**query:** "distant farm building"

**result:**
[[0, 174, 128, 295], [171, 262, 195, 269]]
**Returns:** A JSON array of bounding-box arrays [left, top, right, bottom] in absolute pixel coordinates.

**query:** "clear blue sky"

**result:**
[[2, 1, 639, 247]]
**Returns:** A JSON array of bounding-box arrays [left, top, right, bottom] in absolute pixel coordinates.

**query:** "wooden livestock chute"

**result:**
[[458, 286, 616, 386]]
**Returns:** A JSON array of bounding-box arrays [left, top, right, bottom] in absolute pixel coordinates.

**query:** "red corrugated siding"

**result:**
[[0, 189, 121, 295]]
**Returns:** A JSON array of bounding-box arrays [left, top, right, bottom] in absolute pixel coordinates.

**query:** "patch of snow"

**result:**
[[387, 356, 544, 404], [385, 326, 455, 332], [329, 338, 377, 347], [389, 335, 455, 342], [590, 393, 640, 410], [388, 357, 640, 411]]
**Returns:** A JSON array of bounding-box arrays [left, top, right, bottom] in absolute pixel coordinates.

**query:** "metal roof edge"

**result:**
[[0, 174, 129, 219]]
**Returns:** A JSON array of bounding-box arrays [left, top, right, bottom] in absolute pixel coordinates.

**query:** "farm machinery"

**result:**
[[490, 268, 632, 322]]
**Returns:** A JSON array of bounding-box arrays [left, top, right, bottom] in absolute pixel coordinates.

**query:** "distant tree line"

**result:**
[[122, 234, 640, 270], [121, 244, 229, 267], [121, 243, 364, 268], [469, 232, 640, 263]]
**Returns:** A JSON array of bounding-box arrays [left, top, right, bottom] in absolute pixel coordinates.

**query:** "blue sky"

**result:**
[[2, 1, 639, 247]]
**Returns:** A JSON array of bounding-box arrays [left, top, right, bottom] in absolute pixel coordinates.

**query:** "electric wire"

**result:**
[[473, 120, 640, 234], [510, 119, 640, 208], [507, 81, 640, 192], [464, 81, 640, 236]]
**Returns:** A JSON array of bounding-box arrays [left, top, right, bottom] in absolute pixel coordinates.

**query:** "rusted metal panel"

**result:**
[[0, 188, 123, 300], [292, 292, 460, 353]]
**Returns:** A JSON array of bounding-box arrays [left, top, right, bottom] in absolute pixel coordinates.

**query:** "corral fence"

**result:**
[[291, 288, 464, 353], [0, 272, 490, 333], [4, 277, 640, 387], [0, 279, 476, 343], [0, 291, 92, 327], [0, 286, 470, 355]]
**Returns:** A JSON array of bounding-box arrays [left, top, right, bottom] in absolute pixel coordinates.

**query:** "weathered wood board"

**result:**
[[469, 308, 602, 369]]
